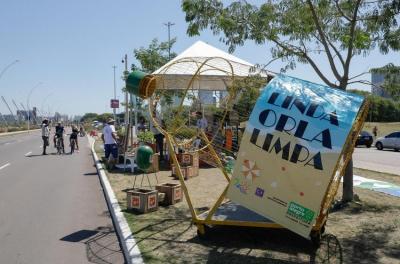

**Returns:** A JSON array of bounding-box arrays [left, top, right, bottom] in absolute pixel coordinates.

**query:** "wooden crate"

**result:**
[[192, 152, 199, 168], [146, 153, 160, 173], [171, 165, 199, 180], [199, 151, 218, 167], [126, 188, 158, 213], [176, 152, 199, 167], [156, 183, 182, 205]]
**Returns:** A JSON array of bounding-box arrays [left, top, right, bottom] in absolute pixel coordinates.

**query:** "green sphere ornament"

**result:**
[[136, 145, 154, 170]]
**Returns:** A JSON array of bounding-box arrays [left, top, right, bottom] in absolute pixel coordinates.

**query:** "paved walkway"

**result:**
[[353, 147, 400, 175], [0, 130, 125, 264]]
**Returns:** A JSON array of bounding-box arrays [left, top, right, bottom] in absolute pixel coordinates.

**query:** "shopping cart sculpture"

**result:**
[[126, 56, 368, 244]]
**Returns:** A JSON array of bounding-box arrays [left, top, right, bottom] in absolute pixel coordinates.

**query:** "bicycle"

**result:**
[[56, 136, 63, 155], [70, 138, 77, 154]]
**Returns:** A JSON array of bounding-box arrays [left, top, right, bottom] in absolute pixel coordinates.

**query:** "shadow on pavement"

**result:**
[[60, 230, 99, 242], [26, 154, 45, 158], [84, 172, 98, 176], [60, 226, 125, 264], [26, 153, 67, 157]]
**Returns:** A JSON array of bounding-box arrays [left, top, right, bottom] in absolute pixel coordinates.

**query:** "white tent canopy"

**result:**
[[152, 40, 274, 91]]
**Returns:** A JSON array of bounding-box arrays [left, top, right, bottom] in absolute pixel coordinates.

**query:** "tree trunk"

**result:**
[[342, 157, 353, 202]]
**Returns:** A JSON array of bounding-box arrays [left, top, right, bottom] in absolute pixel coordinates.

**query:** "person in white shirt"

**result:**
[[196, 112, 208, 131], [101, 118, 118, 169], [41, 119, 50, 155]]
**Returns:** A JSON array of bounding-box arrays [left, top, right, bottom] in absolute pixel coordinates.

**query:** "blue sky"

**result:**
[[1, 0, 399, 117]]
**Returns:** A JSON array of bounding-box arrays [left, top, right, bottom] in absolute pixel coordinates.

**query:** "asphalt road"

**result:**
[[0, 130, 124, 264], [353, 146, 400, 175]]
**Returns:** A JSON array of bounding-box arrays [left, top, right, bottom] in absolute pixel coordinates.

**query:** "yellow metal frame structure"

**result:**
[[164, 100, 369, 241], [150, 56, 370, 241]]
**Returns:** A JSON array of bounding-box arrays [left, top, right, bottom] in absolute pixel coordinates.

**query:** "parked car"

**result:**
[[355, 131, 373, 148], [375, 131, 400, 151]]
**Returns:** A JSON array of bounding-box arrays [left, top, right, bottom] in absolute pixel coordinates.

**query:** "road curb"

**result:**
[[89, 137, 144, 264]]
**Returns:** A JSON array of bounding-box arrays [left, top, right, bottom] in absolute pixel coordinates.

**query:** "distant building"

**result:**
[[16, 110, 36, 121], [371, 64, 399, 99]]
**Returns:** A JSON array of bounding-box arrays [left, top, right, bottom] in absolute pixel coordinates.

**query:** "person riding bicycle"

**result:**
[[70, 125, 79, 153], [79, 126, 85, 137], [54, 122, 65, 153]]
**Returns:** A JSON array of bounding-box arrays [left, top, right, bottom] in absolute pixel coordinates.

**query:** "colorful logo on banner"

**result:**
[[227, 75, 364, 239]]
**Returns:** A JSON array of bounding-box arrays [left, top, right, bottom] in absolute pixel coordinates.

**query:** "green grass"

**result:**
[[362, 122, 400, 137]]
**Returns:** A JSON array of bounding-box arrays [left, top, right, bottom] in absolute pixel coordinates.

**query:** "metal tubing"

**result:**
[[165, 133, 198, 219]]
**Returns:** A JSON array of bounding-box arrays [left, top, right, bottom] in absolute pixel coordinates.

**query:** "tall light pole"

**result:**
[[27, 82, 42, 132], [0, 60, 19, 81], [112, 65, 117, 121], [40, 93, 53, 117], [0, 60, 19, 129], [163, 22, 175, 60], [121, 55, 130, 152], [12, 99, 22, 124], [0, 112, 8, 127], [1, 96, 18, 124]]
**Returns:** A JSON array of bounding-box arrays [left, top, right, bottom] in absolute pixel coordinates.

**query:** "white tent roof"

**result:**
[[152, 40, 274, 91]]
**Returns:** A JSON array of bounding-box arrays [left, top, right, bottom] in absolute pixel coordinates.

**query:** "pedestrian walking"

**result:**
[[137, 116, 146, 132], [150, 110, 164, 161], [41, 119, 50, 155], [373, 126, 378, 137], [101, 118, 118, 169], [196, 111, 208, 131]]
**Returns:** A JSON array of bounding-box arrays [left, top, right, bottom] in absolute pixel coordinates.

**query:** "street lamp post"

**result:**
[[0, 60, 19, 129], [0, 60, 19, 81], [40, 92, 53, 121], [112, 65, 117, 121], [27, 82, 42, 132], [163, 22, 175, 60]]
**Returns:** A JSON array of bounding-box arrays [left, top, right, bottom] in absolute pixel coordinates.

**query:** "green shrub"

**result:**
[[137, 131, 154, 143]]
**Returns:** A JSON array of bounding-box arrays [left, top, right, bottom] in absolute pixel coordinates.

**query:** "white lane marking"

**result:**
[[0, 163, 10, 170], [25, 151, 32, 156], [5, 142, 11, 145]]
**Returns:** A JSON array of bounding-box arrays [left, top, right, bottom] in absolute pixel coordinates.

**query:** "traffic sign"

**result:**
[[110, 99, 119, 108]]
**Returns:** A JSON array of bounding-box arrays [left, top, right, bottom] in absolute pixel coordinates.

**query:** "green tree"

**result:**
[[371, 63, 400, 101], [231, 75, 268, 122], [182, 0, 400, 202], [348, 89, 400, 121], [80, 113, 98, 122], [132, 38, 179, 108], [133, 38, 177, 73], [97, 113, 114, 123]]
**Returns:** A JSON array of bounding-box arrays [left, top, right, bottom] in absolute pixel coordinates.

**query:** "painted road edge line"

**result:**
[[0, 163, 10, 170], [0, 128, 41, 137], [89, 137, 143, 264]]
